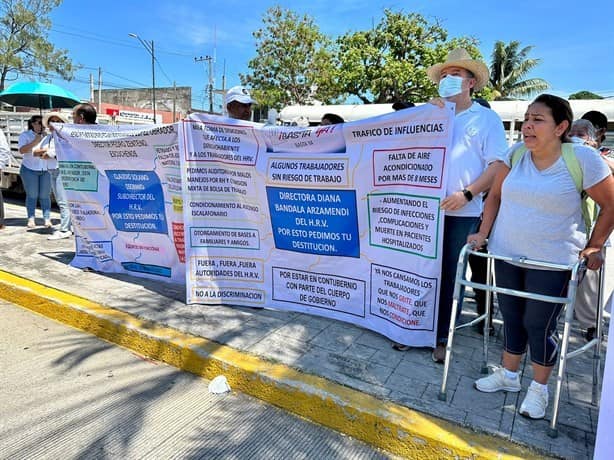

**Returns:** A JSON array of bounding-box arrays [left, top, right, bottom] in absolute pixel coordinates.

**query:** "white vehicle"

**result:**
[[0, 111, 151, 191]]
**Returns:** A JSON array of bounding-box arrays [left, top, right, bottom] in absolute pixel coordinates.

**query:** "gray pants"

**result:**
[[574, 269, 600, 329]]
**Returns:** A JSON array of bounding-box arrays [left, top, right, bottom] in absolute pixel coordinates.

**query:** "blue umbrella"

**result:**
[[0, 81, 81, 111]]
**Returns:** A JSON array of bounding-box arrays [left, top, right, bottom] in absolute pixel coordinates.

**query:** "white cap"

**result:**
[[225, 85, 256, 106]]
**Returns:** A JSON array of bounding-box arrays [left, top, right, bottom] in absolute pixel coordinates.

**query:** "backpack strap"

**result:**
[[561, 143, 582, 193], [561, 143, 596, 232], [510, 144, 527, 167]]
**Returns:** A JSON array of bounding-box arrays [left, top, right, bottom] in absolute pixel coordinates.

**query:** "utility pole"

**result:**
[[89, 73, 94, 102], [172, 81, 176, 121], [222, 59, 226, 93], [129, 33, 156, 124], [194, 55, 214, 113], [97, 67, 102, 113]]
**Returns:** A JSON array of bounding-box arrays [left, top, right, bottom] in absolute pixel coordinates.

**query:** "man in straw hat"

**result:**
[[425, 48, 508, 362]]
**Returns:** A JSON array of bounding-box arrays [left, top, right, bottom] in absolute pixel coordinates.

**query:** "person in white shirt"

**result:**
[[225, 86, 256, 121], [33, 112, 72, 239], [0, 127, 10, 229], [401, 49, 508, 362], [18, 115, 52, 228]]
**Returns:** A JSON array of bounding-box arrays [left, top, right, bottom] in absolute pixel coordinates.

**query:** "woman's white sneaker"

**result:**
[[47, 230, 72, 240], [474, 367, 521, 393], [519, 382, 548, 419]]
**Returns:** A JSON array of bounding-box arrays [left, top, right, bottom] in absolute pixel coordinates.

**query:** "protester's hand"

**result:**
[[428, 97, 446, 108], [579, 247, 604, 270], [467, 233, 488, 250], [440, 191, 468, 211]]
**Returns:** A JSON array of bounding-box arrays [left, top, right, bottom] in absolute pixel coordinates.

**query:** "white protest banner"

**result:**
[[54, 123, 185, 283], [179, 104, 454, 346]]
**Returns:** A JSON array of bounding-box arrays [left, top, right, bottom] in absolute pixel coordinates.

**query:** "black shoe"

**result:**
[[585, 327, 596, 342]]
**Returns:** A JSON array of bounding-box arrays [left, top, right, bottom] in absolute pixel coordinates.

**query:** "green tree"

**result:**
[[489, 40, 548, 100], [569, 90, 603, 100], [0, 0, 76, 91], [242, 6, 340, 110], [334, 10, 481, 104]]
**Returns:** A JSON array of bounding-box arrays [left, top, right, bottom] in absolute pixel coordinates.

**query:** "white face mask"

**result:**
[[438, 75, 464, 98]]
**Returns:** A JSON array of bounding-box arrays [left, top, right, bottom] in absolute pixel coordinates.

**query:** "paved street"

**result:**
[[0, 299, 396, 459], [1, 196, 611, 459]]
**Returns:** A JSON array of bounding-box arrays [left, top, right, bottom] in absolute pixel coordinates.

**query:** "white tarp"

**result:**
[[55, 103, 454, 346], [55, 123, 185, 282], [179, 104, 454, 346]]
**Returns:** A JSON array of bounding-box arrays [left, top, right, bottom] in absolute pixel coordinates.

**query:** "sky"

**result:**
[[24, 0, 614, 111]]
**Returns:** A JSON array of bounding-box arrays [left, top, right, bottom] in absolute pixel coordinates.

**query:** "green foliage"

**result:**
[[489, 40, 549, 100], [244, 8, 551, 108], [569, 90, 603, 100], [334, 10, 481, 103], [0, 0, 76, 91], [241, 6, 341, 110]]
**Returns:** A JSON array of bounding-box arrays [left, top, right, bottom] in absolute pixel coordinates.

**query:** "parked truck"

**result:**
[[0, 110, 151, 191], [0, 111, 37, 191]]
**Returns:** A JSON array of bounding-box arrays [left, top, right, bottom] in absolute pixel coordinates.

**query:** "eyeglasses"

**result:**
[[49, 119, 64, 123]]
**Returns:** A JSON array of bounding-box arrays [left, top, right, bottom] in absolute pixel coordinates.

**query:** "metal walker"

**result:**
[[438, 243, 606, 438]]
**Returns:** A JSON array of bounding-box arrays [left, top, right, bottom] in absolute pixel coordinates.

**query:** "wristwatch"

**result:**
[[462, 188, 473, 202]]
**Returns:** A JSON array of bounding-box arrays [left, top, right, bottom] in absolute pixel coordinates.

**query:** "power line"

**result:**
[[16, 68, 145, 91], [72, 67, 147, 87], [153, 57, 174, 86], [52, 25, 194, 57], [103, 70, 147, 88], [51, 26, 182, 86]]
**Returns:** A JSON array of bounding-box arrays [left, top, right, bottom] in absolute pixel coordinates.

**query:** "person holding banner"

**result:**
[[320, 113, 345, 125], [72, 103, 98, 125], [420, 48, 508, 362], [225, 86, 256, 121], [469, 94, 614, 419], [33, 113, 72, 240], [18, 115, 52, 229]]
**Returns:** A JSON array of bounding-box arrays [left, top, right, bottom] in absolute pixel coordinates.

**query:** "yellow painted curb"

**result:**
[[0, 270, 550, 459]]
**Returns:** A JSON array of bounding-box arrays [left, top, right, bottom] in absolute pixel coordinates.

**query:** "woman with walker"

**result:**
[[467, 94, 614, 419]]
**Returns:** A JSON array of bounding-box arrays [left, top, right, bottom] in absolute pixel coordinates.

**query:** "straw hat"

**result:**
[[43, 112, 69, 128], [427, 48, 489, 91]]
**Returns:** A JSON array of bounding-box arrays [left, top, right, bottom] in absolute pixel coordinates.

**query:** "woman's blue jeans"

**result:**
[[19, 165, 51, 220], [50, 168, 71, 232]]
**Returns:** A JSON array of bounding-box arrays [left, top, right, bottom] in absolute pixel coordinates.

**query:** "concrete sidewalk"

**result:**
[[1, 199, 609, 459]]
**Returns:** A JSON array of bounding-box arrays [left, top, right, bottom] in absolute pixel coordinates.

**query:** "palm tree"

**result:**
[[489, 41, 549, 100]]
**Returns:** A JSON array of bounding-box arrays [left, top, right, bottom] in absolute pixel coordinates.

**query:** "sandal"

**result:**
[[392, 342, 411, 351]]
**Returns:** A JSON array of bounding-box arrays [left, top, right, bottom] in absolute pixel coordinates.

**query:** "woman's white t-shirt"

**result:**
[[488, 143, 610, 266], [18, 130, 47, 171]]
